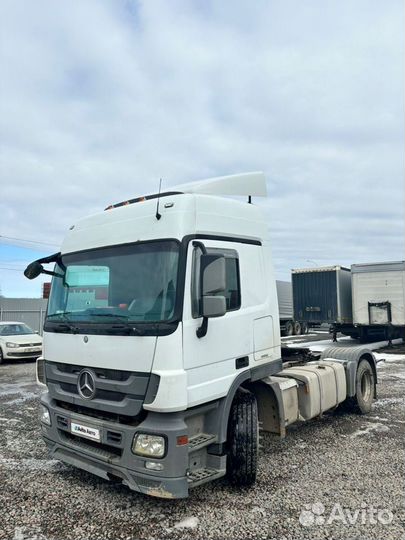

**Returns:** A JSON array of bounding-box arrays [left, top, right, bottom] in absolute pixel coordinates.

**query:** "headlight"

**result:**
[[36, 358, 47, 386], [6, 342, 18, 348], [40, 405, 51, 426], [132, 433, 165, 458]]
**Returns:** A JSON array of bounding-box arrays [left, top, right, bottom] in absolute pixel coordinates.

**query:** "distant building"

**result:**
[[42, 282, 51, 299], [0, 297, 48, 334]]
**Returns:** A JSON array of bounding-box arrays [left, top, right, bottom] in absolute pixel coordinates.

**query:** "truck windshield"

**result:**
[[47, 240, 179, 324]]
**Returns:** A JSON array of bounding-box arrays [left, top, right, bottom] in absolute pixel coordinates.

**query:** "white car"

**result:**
[[0, 322, 43, 364]]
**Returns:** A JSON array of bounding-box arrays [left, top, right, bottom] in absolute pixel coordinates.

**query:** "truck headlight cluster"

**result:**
[[132, 433, 165, 458], [36, 358, 47, 386], [40, 405, 51, 426], [6, 342, 18, 348]]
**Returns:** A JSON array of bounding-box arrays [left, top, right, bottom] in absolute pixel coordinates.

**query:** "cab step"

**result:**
[[188, 433, 217, 452], [187, 467, 225, 487]]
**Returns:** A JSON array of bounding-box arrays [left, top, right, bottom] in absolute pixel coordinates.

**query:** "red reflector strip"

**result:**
[[176, 435, 189, 446]]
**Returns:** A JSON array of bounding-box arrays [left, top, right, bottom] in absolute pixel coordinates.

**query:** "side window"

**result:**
[[223, 256, 241, 311], [191, 247, 241, 318]]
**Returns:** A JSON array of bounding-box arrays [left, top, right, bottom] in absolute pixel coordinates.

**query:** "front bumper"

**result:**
[[40, 393, 190, 498], [4, 348, 42, 359]]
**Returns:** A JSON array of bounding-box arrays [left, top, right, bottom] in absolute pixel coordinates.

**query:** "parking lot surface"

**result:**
[[0, 337, 404, 540]]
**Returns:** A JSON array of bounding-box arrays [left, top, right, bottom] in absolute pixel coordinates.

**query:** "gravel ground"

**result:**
[[0, 341, 404, 540]]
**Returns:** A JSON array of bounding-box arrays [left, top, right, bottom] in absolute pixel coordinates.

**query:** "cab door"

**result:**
[[182, 239, 274, 408]]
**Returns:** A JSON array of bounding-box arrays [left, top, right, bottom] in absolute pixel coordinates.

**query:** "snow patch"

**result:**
[[374, 353, 405, 364], [4, 391, 39, 406], [0, 382, 35, 396], [0, 417, 22, 425], [351, 422, 390, 438], [281, 334, 317, 340], [374, 396, 405, 408], [0, 456, 61, 471], [173, 517, 200, 530]]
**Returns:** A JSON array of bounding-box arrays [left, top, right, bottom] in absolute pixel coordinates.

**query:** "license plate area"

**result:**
[[70, 421, 101, 442]]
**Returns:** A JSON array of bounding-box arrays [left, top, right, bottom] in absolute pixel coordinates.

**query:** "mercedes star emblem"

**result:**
[[77, 369, 96, 400]]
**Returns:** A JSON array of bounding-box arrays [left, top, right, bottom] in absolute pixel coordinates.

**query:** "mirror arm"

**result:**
[[193, 241, 209, 338], [38, 252, 62, 265], [42, 269, 64, 278], [192, 240, 207, 254], [196, 316, 208, 339]]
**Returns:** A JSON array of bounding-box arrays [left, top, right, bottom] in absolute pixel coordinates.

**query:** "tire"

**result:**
[[284, 320, 293, 337], [227, 389, 258, 487], [345, 359, 375, 414], [301, 322, 309, 335], [293, 321, 301, 335], [0, 348, 3, 365]]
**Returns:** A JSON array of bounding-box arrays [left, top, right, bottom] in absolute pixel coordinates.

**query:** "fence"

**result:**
[[0, 306, 47, 335]]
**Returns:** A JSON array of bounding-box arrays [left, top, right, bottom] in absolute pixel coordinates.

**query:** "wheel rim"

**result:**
[[360, 370, 372, 402]]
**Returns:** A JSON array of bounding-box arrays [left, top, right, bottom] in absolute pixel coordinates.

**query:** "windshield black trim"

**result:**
[[44, 238, 182, 336], [57, 238, 181, 258], [44, 320, 179, 337], [44, 233, 262, 337]]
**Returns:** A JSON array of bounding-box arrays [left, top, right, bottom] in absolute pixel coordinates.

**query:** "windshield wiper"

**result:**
[[88, 314, 149, 335], [88, 313, 130, 319], [46, 312, 78, 333]]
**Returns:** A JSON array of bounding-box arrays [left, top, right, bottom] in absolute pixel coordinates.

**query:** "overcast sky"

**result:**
[[0, 0, 404, 297]]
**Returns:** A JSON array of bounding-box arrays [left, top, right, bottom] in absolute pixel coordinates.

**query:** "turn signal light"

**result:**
[[176, 435, 189, 446]]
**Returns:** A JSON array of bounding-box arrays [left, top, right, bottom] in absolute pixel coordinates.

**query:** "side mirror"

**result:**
[[201, 254, 226, 295], [24, 261, 44, 280], [200, 254, 226, 318], [202, 295, 226, 318], [195, 253, 227, 338]]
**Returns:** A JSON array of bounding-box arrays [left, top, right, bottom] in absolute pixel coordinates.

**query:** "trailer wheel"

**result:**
[[301, 322, 309, 334], [293, 321, 301, 335], [227, 389, 258, 487], [345, 359, 375, 414], [284, 320, 293, 336]]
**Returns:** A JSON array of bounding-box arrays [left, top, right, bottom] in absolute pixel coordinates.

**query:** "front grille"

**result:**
[[19, 342, 42, 347], [46, 361, 151, 417], [59, 431, 122, 458], [56, 362, 131, 382], [106, 430, 122, 445], [55, 399, 146, 425], [8, 351, 41, 357], [59, 382, 125, 403], [56, 415, 69, 429]]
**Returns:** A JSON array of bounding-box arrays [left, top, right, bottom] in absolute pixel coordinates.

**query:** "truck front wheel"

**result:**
[[345, 359, 375, 414], [227, 389, 258, 487]]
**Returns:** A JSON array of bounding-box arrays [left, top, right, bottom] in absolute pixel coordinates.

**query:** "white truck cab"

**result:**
[[25, 172, 377, 499]]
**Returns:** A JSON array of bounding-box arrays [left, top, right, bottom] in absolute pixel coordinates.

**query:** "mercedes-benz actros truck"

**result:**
[[25, 172, 378, 499]]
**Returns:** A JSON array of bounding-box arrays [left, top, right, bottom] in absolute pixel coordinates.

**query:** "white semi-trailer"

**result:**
[[276, 280, 309, 336], [25, 172, 377, 499]]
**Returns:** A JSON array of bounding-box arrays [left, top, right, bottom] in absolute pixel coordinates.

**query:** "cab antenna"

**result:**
[[155, 178, 162, 220]]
